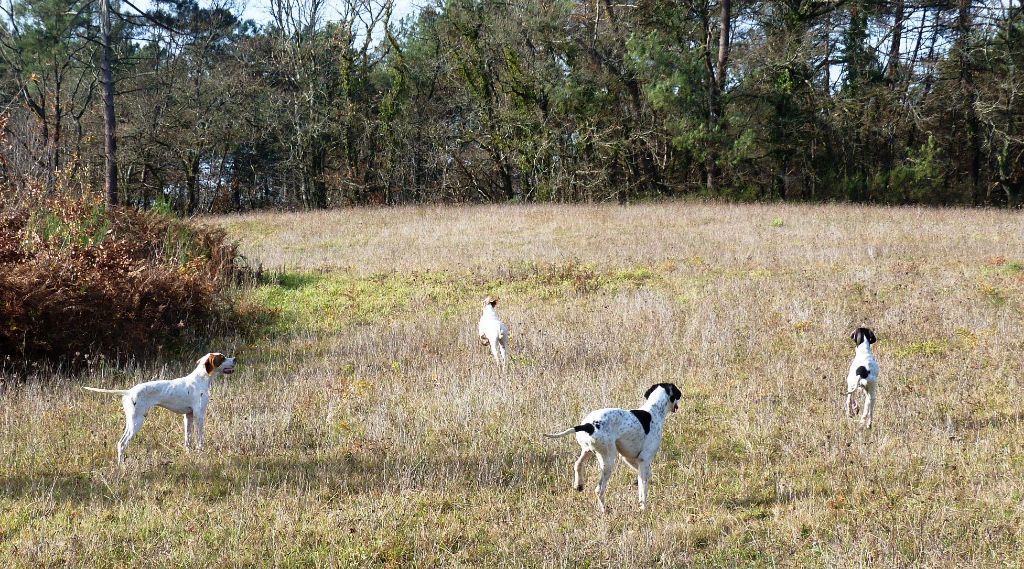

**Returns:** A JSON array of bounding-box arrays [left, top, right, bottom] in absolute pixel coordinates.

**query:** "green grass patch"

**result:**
[[1004, 261, 1024, 273], [492, 261, 661, 297], [249, 271, 419, 332], [250, 263, 665, 332], [977, 282, 1008, 307], [893, 339, 950, 357], [216, 219, 279, 245]]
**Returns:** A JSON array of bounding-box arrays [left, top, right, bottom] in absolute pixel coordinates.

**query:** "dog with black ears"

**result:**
[[544, 383, 681, 512], [845, 327, 879, 428]]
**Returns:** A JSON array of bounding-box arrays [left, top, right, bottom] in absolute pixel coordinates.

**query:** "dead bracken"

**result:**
[[0, 190, 241, 366]]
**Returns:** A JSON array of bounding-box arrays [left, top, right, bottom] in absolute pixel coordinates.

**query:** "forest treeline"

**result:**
[[1, 0, 1022, 211]]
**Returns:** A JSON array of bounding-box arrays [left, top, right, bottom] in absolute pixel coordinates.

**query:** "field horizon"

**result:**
[[2, 201, 1023, 566]]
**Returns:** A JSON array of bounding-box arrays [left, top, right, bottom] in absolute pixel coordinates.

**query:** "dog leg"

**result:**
[[621, 456, 649, 510], [573, 449, 592, 491], [498, 339, 509, 372], [117, 428, 129, 465], [594, 450, 617, 513], [862, 383, 876, 429], [118, 413, 145, 465], [489, 340, 501, 368], [847, 392, 859, 417], [637, 460, 652, 511], [183, 413, 195, 450], [195, 414, 207, 450]]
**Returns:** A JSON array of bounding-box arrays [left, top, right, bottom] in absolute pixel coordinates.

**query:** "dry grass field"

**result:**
[[3, 202, 1024, 567]]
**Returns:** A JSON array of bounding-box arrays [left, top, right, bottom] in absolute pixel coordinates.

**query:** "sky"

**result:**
[[130, 0, 422, 27], [233, 0, 421, 26]]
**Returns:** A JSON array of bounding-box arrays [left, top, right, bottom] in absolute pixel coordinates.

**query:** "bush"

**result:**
[[0, 189, 241, 368]]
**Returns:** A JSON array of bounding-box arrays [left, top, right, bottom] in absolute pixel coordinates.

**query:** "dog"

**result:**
[[83, 352, 237, 464], [544, 383, 681, 512], [845, 328, 879, 428], [478, 295, 509, 371]]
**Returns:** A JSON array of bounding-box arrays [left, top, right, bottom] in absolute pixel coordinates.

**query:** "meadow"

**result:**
[[2, 202, 1023, 566]]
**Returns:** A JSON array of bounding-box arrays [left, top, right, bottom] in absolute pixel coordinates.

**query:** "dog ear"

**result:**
[[866, 329, 877, 344], [202, 353, 215, 374], [644, 383, 681, 402], [851, 329, 863, 344], [490, 296, 499, 306]]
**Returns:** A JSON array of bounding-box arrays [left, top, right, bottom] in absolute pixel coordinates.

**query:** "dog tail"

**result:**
[[544, 423, 595, 438], [82, 386, 129, 396]]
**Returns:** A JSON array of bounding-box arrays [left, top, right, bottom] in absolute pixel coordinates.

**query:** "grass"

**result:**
[[3, 202, 1024, 566], [249, 262, 660, 333]]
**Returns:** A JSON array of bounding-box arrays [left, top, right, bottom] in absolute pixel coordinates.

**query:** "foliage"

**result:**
[[1, 0, 1023, 207]]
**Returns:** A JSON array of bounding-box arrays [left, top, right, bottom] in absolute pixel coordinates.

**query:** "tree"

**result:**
[[0, 0, 100, 188], [4, 0, 1023, 208], [100, 0, 116, 205]]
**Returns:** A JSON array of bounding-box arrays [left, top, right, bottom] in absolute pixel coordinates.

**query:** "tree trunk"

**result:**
[[101, 0, 118, 208], [141, 164, 150, 209], [705, 0, 731, 193], [885, 0, 904, 82], [716, 0, 731, 96], [185, 154, 201, 214], [311, 145, 328, 208], [955, 0, 982, 204]]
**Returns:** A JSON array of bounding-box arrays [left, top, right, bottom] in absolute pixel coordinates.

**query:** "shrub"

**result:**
[[0, 189, 241, 368]]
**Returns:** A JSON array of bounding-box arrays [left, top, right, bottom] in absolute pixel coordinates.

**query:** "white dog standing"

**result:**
[[478, 296, 509, 371], [83, 352, 237, 464], [544, 383, 681, 512], [845, 328, 879, 428]]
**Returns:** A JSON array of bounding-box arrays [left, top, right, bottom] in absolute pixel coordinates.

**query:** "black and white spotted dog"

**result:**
[[544, 383, 681, 512], [845, 327, 879, 428]]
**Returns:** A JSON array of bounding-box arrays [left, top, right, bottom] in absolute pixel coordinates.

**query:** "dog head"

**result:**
[[850, 327, 877, 346], [644, 383, 682, 413], [198, 352, 237, 376], [483, 295, 499, 308]]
